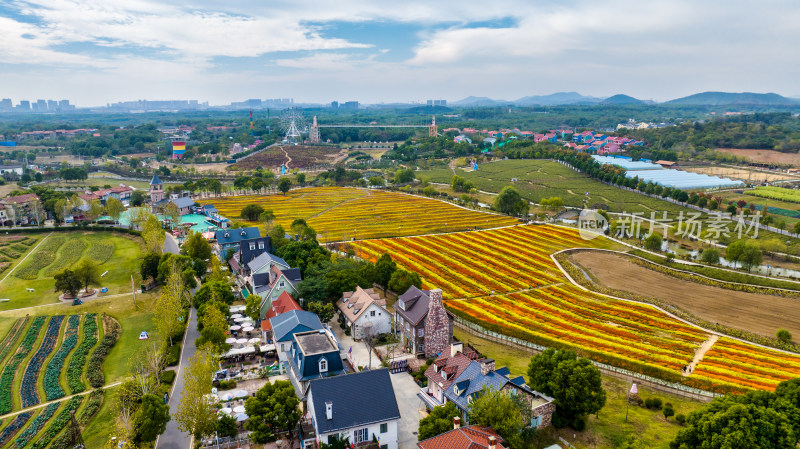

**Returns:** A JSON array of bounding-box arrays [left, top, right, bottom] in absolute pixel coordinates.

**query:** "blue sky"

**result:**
[[1, 0, 799, 106]]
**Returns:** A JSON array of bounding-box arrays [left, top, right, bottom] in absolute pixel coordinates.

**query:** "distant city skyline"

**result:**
[[2, 0, 799, 107]]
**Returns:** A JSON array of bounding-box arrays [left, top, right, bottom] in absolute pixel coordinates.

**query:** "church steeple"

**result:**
[[150, 174, 164, 204]]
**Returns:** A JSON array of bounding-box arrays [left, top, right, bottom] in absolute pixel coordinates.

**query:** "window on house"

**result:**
[[380, 423, 388, 433], [249, 242, 255, 250], [370, 310, 375, 317], [258, 241, 264, 249], [381, 445, 388, 449], [319, 357, 328, 373], [279, 281, 285, 287], [418, 328, 424, 337], [281, 343, 285, 351], [353, 428, 368, 443]]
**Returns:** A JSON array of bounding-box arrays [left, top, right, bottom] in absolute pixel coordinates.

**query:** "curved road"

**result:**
[[157, 234, 199, 449]]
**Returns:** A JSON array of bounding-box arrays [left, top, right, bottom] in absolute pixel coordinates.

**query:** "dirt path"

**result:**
[[684, 335, 718, 376], [449, 159, 458, 175], [570, 251, 800, 339], [280, 146, 292, 169]]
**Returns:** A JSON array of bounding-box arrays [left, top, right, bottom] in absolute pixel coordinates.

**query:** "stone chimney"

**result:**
[[480, 358, 495, 376], [424, 289, 449, 358], [488, 436, 497, 449], [325, 401, 333, 420], [450, 341, 463, 357], [453, 416, 461, 430]]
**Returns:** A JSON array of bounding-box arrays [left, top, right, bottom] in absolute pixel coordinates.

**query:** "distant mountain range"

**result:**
[[451, 91, 799, 107]]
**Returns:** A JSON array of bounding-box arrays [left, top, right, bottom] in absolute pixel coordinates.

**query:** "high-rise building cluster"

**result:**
[[104, 99, 208, 112], [331, 100, 359, 109], [228, 98, 294, 109], [0, 98, 75, 113], [426, 99, 447, 106]]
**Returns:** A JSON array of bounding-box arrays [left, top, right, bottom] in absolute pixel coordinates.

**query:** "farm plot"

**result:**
[[0, 235, 38, 277], [230, 145, 341, 170], [203, 187, 517, 242], [352, 224, 800, 393], [568, 251, 800, 339], [350, 224, 601, 299], [0, 314, 105, 447], [0, 232, 141, 311]]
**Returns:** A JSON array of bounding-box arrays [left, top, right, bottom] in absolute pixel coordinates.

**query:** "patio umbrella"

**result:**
[[235, 338, 248, 345], [242, 326, 254, 333], [219, 407, 233, 415], [225, 338, 237, 344], [219, 393, 234, 401], [234, 317, 246, 323], [231, 314, 242, 319], [235, 413, 248, 422], [248, 338, 261, 345], [233, 405, 246, 414], [233, 390, 250, 398], [242, 316, 253, 322], [230, 325, 241, 331]]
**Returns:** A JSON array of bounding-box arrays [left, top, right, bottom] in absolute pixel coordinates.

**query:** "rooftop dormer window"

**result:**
[[319, 357, 328, 373]]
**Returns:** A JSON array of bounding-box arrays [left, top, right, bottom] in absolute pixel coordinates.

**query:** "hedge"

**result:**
[[160, 370, 176, 385], [86, 315, 121, 388], [67, 313, 98, 394]]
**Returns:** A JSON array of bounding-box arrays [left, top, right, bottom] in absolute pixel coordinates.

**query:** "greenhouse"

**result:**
[[625, 169, 745, 189], [592, 155, 663, 171]]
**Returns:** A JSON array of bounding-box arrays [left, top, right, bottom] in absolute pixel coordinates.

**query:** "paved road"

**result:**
[[157, 233, 198, 449], [157, 305, 199, 448]]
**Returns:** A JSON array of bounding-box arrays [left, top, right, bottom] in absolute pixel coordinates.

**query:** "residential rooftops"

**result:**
[[294, 329, 338, 356], [417, 425, 505, 449]]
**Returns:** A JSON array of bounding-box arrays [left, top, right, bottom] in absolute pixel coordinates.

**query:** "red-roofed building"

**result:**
[[418, 419, 505, 449], [0, 193, 41, 225], [260, 291, 302, 341]]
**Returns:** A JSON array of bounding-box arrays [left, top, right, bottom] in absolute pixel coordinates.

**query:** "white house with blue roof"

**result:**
[[269, 310, 324, 362], [214, 226, 260, 259], [304, 369, 400, 449], [443, 358, 555, 429]]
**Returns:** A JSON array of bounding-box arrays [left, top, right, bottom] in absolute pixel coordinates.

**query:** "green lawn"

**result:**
[[81, 386, 120, 449], [454, 328, 706, 449], [0, 231, 145, 311], [419, 159, 800, 246]]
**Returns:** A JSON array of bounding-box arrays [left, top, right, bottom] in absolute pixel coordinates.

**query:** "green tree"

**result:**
[[269, 224, 288, 249], [240, 204, 264, 221], [527, 349, 606, 425], [778, 329, 793, 344], [142, 213, 165, 254], [174, 347, 218, 441], [74, 259, 100, 294], [193, 280, 235, 308], [307, 301, 335, 323], [418, 402, 461, 441], [277, 177, 292, 195], [375, 253, 397, 290], [794, 222, 800, 235], [740, 243, 763, 271], [130, 190, 147, 207], [663, 404, 675, 421], [394, 168, 415, 184], [88, 199, 104, 223], [54, 269, 82, 298], [154, 263, 187, 345], [217, 414, 238, 438], [469, 386, 527, 442], [701, 247, 720, 264], [141, 253, 161, 282], [134, 393, 171, 444], [296, 173, 306, 185], [451, 175, 473, 193], [368, 176, 385, 187], [164, 202, 181, 228], [493, 186, 529, 217], [388, 269, 422, 294], [105, 197, 124, 224], [244, 380, 302, 444], [260, 209, 276, 231], [644, 233, 663, 252], [184, 231, 212, 261]]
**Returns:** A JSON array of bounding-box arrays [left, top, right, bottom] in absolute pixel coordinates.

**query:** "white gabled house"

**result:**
[[336, 286, 391, 340]]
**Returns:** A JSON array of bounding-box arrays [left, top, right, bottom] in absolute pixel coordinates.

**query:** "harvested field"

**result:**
[[569, 251, 800, 338], [230, 145, 340, 170], [716, 148, 800, 166], [682, 166, 799, 182]]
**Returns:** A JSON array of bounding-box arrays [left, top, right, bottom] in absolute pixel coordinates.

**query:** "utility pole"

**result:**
[[131, 275, 138, 309]]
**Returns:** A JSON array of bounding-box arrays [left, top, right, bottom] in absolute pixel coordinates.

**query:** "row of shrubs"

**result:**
[[87, 315, 121, 388]]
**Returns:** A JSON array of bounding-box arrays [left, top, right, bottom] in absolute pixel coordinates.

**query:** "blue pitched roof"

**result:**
[[309, 369, 400, 434], [281, 268, 302, 283], [495, 366, 511, 377], [444, 361, 511, 410], [171, 197, 196, 209], [270, 310, 323, 343], [239, 237, 271, 265], [150, 174, 162, 185], [510, 376, 526, 386], [215, 227, 260, 246], [252, 272, 270, 288], [247, 252, 289, 272]]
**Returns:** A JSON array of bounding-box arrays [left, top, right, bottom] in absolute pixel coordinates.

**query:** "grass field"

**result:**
[[454, 328, 705, 449], [201, 187, 518, 242], [0, 231, 144, 311]]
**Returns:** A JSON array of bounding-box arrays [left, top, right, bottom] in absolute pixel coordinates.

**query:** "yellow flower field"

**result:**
[[350, 224, 800, 393], [199, 187, 518, 242]]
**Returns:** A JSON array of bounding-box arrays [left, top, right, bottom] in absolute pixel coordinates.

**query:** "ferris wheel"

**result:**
[[279, 108, 307, 142]]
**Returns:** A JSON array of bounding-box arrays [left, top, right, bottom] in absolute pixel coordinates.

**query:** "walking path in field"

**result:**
[[0, 381, 122, 420], [0, 232, 51, 286], [280, 146, 293, 169], [684, 335, 719, 376]]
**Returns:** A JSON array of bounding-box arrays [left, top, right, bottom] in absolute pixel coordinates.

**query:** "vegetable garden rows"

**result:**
[[203, 187, 517, 242], [14, 235, 116, 282], [0, 314, 108, 448], [351, 224, 800, 393]]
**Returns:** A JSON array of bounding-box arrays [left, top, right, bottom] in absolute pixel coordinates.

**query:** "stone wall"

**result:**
[[424, 289, 450, 358]]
